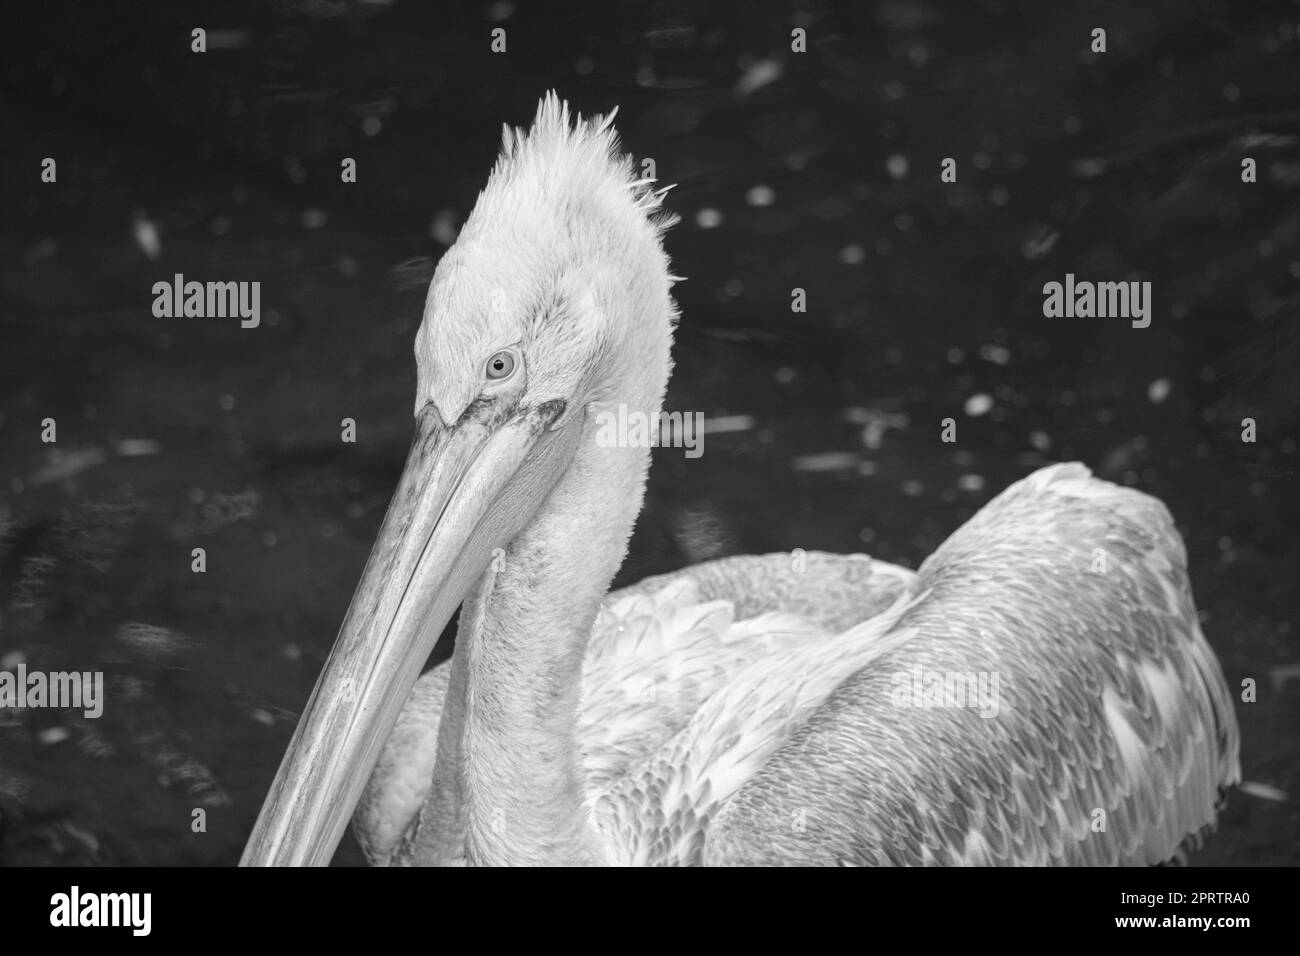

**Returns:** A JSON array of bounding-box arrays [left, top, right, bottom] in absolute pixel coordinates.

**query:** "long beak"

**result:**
[[241, 399, 578, 866]]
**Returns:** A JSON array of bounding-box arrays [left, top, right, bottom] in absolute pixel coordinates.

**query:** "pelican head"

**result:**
[[241, 93, 677, 865]]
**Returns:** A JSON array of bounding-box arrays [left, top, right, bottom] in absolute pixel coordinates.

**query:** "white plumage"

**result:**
[[358, 463, 1239, 866], [243, 94, 1240, 868]]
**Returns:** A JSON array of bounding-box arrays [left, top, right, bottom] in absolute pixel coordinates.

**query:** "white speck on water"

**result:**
[[302, 208, 328, 229], [1021, 227, 1059, 260], [1071, 157, 1107, 178], [132, 212, 162, 261], [1030, 430, 1052, 452], [957, 473, 985, 493], [964, 393, 994, 416], [774, 366, 797, 385], [901, 479, 924, 496], [707, 416, 759, 437], [431, 208, 459, 245], [792, 452, 860, 473], [696, 208, 723, 229], [840, 244, 865, 265], [979, 344, 1011, 365], [114, 438, 161, 457], [735, 57, 784, 97], [1238, 780, 1286, 801], [703, 415, 755, 434], [362, 115, 382, 137], [745, 185, 775, 207], [116, 622, 187, 657], [1148, 378, 1172, 403], [843, 407, 910, 450], [38, 727, 70, 746], [885, 154, 909, 180]]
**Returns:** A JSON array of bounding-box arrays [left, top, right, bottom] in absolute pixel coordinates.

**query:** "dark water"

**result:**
[[1, 0, 1297, 865]]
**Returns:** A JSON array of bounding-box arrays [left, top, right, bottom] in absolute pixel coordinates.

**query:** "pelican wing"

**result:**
[[356, 552, 913, 864], [607, 550, 915, 633], [699, 463, 1241, 865], [579, 552, 914, 793], [361, 464, 1239, 866]]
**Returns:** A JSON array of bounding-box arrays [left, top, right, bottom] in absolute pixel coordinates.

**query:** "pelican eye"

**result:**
[[485, 350, 517, 381]]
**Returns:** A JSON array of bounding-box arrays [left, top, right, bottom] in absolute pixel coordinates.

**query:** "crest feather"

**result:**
[[489, 91, 678, 238]]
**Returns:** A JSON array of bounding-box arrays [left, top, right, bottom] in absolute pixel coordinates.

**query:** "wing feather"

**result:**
[[359, 465, 1238, 866], [703, 464, 1240, 866]]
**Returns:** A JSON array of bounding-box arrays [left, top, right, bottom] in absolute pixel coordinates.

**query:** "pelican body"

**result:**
[[241, 95, 1240, 866]]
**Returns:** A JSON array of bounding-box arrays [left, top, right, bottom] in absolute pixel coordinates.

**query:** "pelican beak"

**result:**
[[240, 398, 578, 866]]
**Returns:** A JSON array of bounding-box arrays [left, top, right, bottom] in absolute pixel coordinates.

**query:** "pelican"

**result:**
[[241, 94, 1240, 866]]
